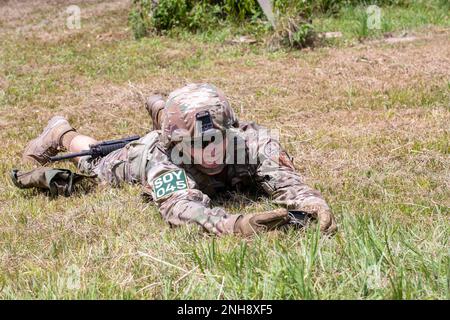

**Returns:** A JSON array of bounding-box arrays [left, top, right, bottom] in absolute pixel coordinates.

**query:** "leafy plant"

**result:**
[[152, 0, 189, 31], [268, 15, 316, 50], [128, 0, 153, 39], [222, 0, 263, 22]]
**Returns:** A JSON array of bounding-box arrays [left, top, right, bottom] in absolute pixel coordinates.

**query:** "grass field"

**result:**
[[0, 0, 448, 299]]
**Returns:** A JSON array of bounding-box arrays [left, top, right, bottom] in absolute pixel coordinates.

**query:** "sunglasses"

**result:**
[[188, 134, 221, 149]]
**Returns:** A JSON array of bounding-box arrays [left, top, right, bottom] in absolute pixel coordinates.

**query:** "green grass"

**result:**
[[314, 1, 449, 41], [0, 196, 447, 299], [132, 1, 450, 46], [0, 0, 449, 299]]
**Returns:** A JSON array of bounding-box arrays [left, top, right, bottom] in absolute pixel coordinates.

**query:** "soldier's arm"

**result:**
[[246, 124, 337, 233], [144, 145, 239, 235]]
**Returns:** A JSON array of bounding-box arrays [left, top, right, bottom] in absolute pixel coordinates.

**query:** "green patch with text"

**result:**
[[152, 169, 188, 200]]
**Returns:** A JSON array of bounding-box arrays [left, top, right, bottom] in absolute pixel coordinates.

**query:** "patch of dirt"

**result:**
[[0, 0, 130, 42], [38, 30, 448, 179], [384, 35, 418, 44]]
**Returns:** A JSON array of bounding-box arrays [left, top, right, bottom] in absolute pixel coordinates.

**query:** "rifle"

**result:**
[[49, 135, 141, 162], [288, 211, 311, 228]]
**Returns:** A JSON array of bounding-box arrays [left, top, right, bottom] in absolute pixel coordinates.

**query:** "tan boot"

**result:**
[[145, 95, 165, 130], [22, 116, 76, 165], [234, 208, 290, 236]]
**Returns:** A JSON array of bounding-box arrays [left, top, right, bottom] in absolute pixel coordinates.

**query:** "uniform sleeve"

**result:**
[[243, 123, 331, 213], [144, 143, 238, 235]]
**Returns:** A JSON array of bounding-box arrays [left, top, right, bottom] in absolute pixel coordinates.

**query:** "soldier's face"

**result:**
[[187, 135, 227, 175]]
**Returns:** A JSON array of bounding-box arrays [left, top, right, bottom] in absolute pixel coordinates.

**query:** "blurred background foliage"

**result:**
[[129, 0, 449, 47]]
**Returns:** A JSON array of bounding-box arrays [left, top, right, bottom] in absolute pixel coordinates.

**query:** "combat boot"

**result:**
[[234, 208, 290, 236], [145, 95, 165, 130], [22, 116, 76, 165]]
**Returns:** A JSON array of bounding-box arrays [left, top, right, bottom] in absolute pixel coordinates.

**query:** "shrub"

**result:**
[[222, 0, 263, 22], [152, 0, 188, 30], [129, 0, 153, 39], [186, 1, 223, 31], [268, 15, 316, 50], [128, 0, 416, 44], [129, 0, 227, 37]]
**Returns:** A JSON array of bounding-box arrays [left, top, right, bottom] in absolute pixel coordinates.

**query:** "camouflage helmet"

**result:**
[[161, 83, 238, 147]]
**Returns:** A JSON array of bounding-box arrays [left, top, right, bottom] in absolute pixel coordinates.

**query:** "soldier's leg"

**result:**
[[61, 131, 127, 183], [66, 134, 97, 154], [76, 134, 150, 186], [70, 132, 149, 186], [23, 116, 78, 165], [145, 95, 165, 130], [77, 147, 132, 186], [22, 115, 134, 186]]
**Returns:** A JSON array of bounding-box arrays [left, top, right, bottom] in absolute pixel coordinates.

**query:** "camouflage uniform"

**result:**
[[78, 84, 334, 235]]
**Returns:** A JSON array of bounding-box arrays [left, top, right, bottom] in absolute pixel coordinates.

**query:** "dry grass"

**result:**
[[0, 0, 448, 299]]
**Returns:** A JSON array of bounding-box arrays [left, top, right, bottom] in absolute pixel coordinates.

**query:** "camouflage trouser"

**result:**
[[78, 146, 141, 186], [78, 132, 161, 186], [77, 132, 237, 235]]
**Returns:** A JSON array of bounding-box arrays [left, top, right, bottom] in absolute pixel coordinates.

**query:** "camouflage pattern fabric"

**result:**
[[11, 167, 92, 197], [78, 83, 334, 235], [78, 130, 239, 235], [78, 131, 159, 186], [161, 83, 238, 146]]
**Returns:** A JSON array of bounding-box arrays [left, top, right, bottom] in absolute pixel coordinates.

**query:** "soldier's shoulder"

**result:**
[[237, 121, 265, 132], [140, 130, 165, 147], [139, 130, 173, 158], [234, 121, 267, 140]]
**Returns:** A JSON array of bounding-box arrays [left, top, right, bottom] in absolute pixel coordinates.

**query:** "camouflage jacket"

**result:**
[[139, 121, 330, 233]]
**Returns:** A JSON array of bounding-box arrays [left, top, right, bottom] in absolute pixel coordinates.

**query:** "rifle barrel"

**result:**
[[98, 135, 140, 146], [49, 150, 92, 162], [48, 135, 141, 162]]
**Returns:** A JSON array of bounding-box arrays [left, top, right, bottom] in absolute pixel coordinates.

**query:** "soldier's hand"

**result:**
[[234, 208, 290, 236]]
